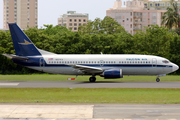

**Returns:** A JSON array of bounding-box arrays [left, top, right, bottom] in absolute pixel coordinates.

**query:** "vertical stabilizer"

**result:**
[[8, 23, 41, 56]]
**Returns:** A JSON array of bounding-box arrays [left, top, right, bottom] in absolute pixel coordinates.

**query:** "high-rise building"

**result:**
[[144, 0, 180, 12], [58, 11, 88, 32], [107, 0, 166, 34], [3, 0, 38, 29]]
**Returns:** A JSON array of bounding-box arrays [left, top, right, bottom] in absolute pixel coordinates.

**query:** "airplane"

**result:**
[[2, 23, 179, 82]]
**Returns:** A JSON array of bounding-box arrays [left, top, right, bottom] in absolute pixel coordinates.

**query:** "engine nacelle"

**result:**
[[101, 69, 123, 79]]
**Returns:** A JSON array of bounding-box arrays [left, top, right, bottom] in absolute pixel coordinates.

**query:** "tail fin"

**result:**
[[8, 23, 41, 56]]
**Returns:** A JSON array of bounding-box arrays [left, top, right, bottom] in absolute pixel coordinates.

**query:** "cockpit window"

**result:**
[[162, 60, 169, 64]]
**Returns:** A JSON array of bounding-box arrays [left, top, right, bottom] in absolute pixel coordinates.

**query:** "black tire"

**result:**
[[89, 77, 96, 82], [156, 78, 160, 82]]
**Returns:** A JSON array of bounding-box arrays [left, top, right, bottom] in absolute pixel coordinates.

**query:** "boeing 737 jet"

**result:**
[[2, 23, 179, 82]]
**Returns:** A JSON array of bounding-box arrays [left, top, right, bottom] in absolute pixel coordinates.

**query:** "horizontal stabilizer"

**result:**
[[2, 54, 29, 60]]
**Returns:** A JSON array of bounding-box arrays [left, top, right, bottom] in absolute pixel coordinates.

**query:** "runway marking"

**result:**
[[0, 83, 19, 86]]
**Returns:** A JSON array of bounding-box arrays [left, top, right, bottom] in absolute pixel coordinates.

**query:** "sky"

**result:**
[[0, 0, 116, 29]]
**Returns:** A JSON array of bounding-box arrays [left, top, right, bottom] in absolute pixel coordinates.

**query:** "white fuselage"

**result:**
[[28, 54, 178, 76]]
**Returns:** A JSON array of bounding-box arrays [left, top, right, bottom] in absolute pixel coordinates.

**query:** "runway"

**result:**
[[0, 104, 180, 119], [0, 81, 180, 88]]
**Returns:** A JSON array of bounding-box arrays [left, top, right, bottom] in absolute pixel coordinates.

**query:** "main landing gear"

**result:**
[[89, 77, 96, 82], [156, 78, 160, 82]]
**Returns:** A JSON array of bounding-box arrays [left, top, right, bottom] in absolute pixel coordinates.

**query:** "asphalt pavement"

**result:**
[[0, 81, 180, 88]]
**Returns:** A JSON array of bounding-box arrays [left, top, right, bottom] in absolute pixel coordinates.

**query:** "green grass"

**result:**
[[0, 88, 180, 103], [0, 74, 179, 81]]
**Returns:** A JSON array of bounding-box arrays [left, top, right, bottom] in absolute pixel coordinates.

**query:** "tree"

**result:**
[[161, 0, 180, 29], [133, 25, 177, 58], [78, 16, 125, 35]]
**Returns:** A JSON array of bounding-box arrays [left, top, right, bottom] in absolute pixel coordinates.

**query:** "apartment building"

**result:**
[[58, 11, 88, 32], [144, 0, 180, 11], [107, 0, 166, 34], [3, 0, 38, 29]]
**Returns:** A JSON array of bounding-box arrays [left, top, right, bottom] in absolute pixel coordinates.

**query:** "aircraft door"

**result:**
[[152, 58, 157, 67], [40, 58, 45, 67], [100, 60, 104, 66]]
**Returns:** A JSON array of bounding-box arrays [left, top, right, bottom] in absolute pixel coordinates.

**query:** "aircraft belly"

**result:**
[[120, 67, 154, 75], [28, 67, 82, 75], [28, 66, 172, 76]]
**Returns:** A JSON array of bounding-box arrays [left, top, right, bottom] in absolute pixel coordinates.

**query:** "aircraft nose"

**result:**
[[172, 64, 179, 72]]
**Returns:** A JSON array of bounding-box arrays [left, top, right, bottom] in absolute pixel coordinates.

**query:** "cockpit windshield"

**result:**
[[162, 60, 169, 64]]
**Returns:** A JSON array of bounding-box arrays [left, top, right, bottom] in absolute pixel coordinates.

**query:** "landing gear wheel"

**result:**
[[156, 78, 160, 82], [89, 77, 96, 82]]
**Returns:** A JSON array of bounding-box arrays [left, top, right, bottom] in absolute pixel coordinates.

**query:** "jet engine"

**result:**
[[100, 69, 123, 79]]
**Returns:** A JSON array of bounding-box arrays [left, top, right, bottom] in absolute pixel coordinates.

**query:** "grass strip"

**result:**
[[0, 75, 180, 81], [0, 88, 180, 103]]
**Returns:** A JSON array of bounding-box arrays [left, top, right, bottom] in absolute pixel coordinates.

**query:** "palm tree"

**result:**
[[161, 0, 180, 29]]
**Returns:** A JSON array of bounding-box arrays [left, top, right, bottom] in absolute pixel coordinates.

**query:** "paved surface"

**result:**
[[0, 105, 93, 119], [0, 104, 180, 120], [0, 81, 180, 88]]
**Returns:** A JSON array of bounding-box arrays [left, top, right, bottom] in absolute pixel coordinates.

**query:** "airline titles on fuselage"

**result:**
[[126, 58, 148, 61]]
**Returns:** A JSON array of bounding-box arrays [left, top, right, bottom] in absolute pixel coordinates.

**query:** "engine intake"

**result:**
[[101, 69, 123, 79]]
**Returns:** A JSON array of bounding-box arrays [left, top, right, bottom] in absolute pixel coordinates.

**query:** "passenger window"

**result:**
[[67, 61, 69, 64], [119, 61, 121, 63], [127, 61, 129, 63]]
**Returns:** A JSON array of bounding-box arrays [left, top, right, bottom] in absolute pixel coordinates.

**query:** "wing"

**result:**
[[70, 64, 103, 74]]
